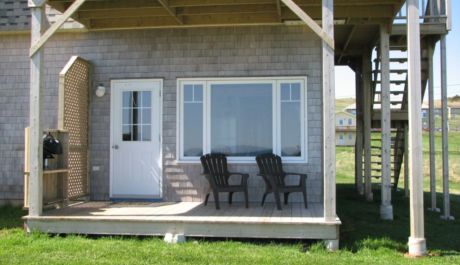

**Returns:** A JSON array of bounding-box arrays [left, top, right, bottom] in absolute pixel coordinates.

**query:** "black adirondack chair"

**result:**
[[256, 153, 308, 210], [200, 153, 249, 210]]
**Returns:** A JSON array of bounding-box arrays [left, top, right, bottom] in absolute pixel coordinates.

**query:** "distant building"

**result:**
[[336, 111, 356, 146]]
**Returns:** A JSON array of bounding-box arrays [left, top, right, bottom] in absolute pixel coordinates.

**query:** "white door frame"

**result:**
[[109, 79, 163, 200]]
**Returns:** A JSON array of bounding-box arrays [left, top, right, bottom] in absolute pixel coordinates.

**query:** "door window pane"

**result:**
[[183, 84, 203, 157], [122, 91, 153, 142], [211, 83, 273, 156]]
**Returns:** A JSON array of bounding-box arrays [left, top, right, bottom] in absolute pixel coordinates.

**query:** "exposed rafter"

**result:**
[[276, 0, 283, 22], [30, 0, 87, 57], [157, 0, 183, 25], [281, 0, 334, 49]]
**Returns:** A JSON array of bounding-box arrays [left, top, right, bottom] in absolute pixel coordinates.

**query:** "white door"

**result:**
[[110, 79, 162, 199]]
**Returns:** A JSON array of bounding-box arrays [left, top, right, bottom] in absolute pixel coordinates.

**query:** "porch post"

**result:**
[[322, 0, 336, 225], [440, 35, 454, 220], [355, 67, 364, 195], [427, 44, 439, 212], [406, 0, 426, 256], [379, 24, 393, 220], [362, 50, 373, 201], [28, 0, 46, 217]]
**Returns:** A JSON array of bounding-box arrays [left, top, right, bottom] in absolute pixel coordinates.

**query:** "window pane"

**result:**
[[194, 85, 203, 102], [142, 109, 151, 125], [123, 125, 132, 141], [184, 85, 194, 101], [123, 109, 132, 124], [211, 83, 272, 156], [281, 102, 301, 157], [133, 125, 141, 141], [132, 92, 140, 108], [132, 108, 140, 124], [142, 125, 151, 141], [184, 103, 203, 157], [142, 91, 151, 108], [281, 84, 290, 101], [123, 92, 132, 108], [291, 83, 301, 100]]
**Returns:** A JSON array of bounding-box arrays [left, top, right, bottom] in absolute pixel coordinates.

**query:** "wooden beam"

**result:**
[[440, 35, 454, 221], [362, 50, 373, 202], [406, 0, 426, 257], [427, 44, 439, 212], [28, 0, 46, 217], [379, 24, 393, 221], [276, 0, 283, 21], [281, 0, 334, 49], [30, 0, 87, 57], [322, 0, 337, 232], [157, 0, 184, 24]]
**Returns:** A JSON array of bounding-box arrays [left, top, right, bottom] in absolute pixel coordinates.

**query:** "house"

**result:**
[[0, 0, 453, 256], [335, 111, 356, 146]]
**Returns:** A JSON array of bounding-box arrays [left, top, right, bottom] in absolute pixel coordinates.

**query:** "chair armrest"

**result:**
[[228, 172, 249, 185], [284, 172, 307, 186]]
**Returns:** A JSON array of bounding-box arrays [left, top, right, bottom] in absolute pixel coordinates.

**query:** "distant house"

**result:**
[[336, 111, 356, 146], [344, 104, 357, 115]]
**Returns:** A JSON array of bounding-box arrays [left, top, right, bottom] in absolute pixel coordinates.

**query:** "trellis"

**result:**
[[58, 56, 90, 200]]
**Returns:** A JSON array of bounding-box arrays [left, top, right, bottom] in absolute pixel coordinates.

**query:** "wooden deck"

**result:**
[[24, 202, 341, 240]]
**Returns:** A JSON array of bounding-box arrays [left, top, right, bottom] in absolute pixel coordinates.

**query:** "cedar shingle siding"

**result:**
[[0, 26, 324, 204]]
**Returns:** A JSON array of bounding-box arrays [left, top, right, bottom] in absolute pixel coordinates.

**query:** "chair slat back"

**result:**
[[256, 153, 284, 186], [201, 153, 229, 187]]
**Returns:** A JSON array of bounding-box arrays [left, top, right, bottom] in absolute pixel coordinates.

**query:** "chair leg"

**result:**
[[204, 193, 210, 206], [244, 188, 249, 208], [284, 192, 289, 205], [302, 189, 308, 209], [228, 192, 233, 205], [261, 192, 268, 206], [213, 190, 220, 210], [274, 191, 282, 210]]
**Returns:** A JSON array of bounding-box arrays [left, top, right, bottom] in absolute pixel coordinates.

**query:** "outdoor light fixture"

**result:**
[[95, 84, 106, 97]]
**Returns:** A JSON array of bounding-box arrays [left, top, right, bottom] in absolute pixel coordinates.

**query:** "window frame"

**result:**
[[177, 77, 308, 163]]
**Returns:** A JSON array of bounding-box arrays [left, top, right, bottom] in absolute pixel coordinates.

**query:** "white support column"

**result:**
[[355, 70, 364, 196], [404, 124, 409, 197], [362, 51, 373, 202], [427, 45, 439, 212], [379, 24, 393, 220], [406, 0, 427, 257], [322, 0, 336, 226], [28, 0, 47, 217], [440, 35, 454, 221]]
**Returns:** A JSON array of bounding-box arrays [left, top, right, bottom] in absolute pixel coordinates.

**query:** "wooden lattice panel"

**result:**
[[58, 56, 90, 200]]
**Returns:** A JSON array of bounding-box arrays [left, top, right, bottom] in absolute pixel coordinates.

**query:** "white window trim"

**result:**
[[177, 77, 308, 164]]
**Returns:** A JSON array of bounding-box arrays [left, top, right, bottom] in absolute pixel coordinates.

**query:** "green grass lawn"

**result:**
[[1, 133, 459, 264]]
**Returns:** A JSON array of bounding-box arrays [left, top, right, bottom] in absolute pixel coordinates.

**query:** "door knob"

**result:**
[[112, 145, 119, 150]]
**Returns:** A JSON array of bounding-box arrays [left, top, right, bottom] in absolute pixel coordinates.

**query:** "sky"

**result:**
[[335, 1, 460, 100]]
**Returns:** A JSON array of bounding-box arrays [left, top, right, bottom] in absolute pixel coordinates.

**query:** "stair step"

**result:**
[[374, 91, 405, 95], [374, 101, 403, 105], [375, 80, 406, 85], [372, 69, 407, 75]]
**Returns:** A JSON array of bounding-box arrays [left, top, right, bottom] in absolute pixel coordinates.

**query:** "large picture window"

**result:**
[[178, 77, 307, 162]]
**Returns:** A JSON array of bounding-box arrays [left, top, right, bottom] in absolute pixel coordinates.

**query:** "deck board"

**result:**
[[25, 201, 340, 240]]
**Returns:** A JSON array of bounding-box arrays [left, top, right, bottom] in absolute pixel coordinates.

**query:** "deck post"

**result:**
[[379, 24, 393, 220], [440, 35, 454, 221], [28, 0, 47, 217], [355, 68, 364, 195], [362, 50, 373, 202], [406, 0, 426, 257], [322, 0, 336, 225], [404, 124, 409, 197], [427, 44, 439, 212]]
